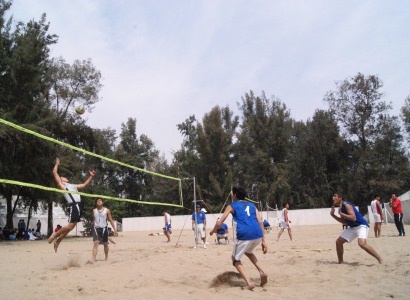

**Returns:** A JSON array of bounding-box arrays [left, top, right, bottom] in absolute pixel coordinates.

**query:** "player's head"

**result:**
[[231, 186, 246, 200], [374, 194, 380, 199], [284, 202, 290, 208], [196, 205, 201, 211], [60, 176, 69, 183], [332, 193, 343, 206], [95, 198, 103, 206]]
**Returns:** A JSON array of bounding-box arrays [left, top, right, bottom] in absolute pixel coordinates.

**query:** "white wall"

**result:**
[[122, 207, 342, 232]]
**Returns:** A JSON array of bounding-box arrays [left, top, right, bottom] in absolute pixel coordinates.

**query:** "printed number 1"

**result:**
[[245, 206, 250, 216]]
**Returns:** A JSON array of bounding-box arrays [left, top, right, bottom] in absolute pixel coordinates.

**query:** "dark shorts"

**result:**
[[93, 226, 108, 244], [68, 203, 81, 223]]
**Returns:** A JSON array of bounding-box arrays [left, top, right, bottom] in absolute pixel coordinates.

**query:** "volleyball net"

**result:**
[[0, 117, 184, 208]]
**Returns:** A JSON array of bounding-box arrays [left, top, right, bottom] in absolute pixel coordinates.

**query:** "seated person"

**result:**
[[263, 219, 271, 232], [54, 224, 62, 232], [9, 229, 17, 241], [216, 221, 229, 244], [27, 229, 38, 241]]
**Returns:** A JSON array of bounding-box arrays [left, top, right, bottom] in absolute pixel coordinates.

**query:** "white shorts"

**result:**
[[232, 238, 262, 261], [195, 223, 206, 238], [373, 213, 382, 223], [340, 225, 369, 242], [279, 221, 290, 229]]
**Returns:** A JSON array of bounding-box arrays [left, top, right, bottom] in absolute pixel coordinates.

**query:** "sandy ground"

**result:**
[[0, 223, 408, 300]]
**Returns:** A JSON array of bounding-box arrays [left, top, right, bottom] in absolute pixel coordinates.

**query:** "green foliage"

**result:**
[[1, 1, 410, 229]]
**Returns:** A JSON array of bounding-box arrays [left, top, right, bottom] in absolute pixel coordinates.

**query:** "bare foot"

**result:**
[[48, 233, 56, 244], [260, 274, 268, 287], [242, 285, 255, 291], [53, 240, 59, 252]]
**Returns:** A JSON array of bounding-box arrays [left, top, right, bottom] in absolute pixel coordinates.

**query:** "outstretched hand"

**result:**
[[89, 170, 96, 177]]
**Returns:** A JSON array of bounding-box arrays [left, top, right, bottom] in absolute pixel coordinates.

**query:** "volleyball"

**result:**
[[75, 105, 85, 115]]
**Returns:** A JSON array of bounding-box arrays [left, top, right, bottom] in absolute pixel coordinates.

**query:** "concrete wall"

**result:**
[[122, 207, 343, 232]]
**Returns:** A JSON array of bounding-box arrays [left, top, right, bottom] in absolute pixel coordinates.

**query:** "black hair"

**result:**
[[232, 186, 247, 199]]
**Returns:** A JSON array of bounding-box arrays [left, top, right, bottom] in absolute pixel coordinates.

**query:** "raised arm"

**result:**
[[77, 169, 96, 190], [53, 158, 65, 189]]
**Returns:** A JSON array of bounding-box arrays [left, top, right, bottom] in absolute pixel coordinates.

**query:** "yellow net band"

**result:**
[[0, 179, 183, 208], [0, 118, 180, 181]]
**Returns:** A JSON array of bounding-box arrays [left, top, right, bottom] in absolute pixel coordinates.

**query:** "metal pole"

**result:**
[[193, 177, 198, 248]]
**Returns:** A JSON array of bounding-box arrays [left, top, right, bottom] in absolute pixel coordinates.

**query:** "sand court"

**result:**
[[0, 224, 408, 300]]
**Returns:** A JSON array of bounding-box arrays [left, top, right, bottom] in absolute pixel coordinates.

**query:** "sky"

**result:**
[[9, 0, 410, 161]]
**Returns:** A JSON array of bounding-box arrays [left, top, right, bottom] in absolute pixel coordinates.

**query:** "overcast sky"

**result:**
[[9, 1, 410, 161]]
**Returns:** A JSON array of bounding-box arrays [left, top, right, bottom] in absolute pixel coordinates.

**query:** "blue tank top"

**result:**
[[341, 201, 369, 228], [230, 200, 263, 240]]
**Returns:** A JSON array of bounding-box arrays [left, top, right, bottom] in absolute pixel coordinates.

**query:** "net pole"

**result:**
[[193, 176, 198, 249]]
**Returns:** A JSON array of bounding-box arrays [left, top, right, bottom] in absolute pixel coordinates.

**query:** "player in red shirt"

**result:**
[[389, 194, 405, 236]]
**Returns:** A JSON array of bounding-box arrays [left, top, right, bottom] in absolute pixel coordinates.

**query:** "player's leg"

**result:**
[[288, 228, 293, 241], [104, 243, 109, 261], [335, 236, 348, 264], [92, 240, 99, 261], [245, 252, 267, 286], [357, 238, 382, 263]]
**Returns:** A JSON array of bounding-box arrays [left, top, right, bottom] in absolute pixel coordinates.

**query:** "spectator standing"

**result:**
[[370, 195, 383, 237], [389, 194, 405, 236]]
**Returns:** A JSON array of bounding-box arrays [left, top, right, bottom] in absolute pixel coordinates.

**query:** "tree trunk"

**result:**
[[47, 199, 53, 237]]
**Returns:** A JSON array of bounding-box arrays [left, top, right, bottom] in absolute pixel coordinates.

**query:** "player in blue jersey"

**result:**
[[192, 205, 207, 248], [210, 186, 268, 290], [330, 193, 382, 264]]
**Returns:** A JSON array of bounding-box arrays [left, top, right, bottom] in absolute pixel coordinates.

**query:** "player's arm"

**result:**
[[377, 201, 383, 221], [107, 209, 118, 236], [53, 158, 65, 189], [210, 206, 232, 235], [256, 208, 268, 254], [339, 204, 356, 222], [284, 208, 290, 224], [330, 207, 344, 224], [77, 169, 96, 190]]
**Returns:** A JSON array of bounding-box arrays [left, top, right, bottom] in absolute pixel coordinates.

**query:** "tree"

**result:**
[[401, 94, 410, 144], [324, 73, 400, 209], [113, 118, 160, 217], [288, 110, 346, 208], [236, 91, 293, 207], [194, 106, 238, 210], [324, 73, 392, 151], [46, 56, 102, 118], [0, 3, 57, 229]]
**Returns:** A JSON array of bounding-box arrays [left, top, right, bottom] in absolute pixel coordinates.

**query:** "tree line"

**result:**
[[1, 1, 410, 236]]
